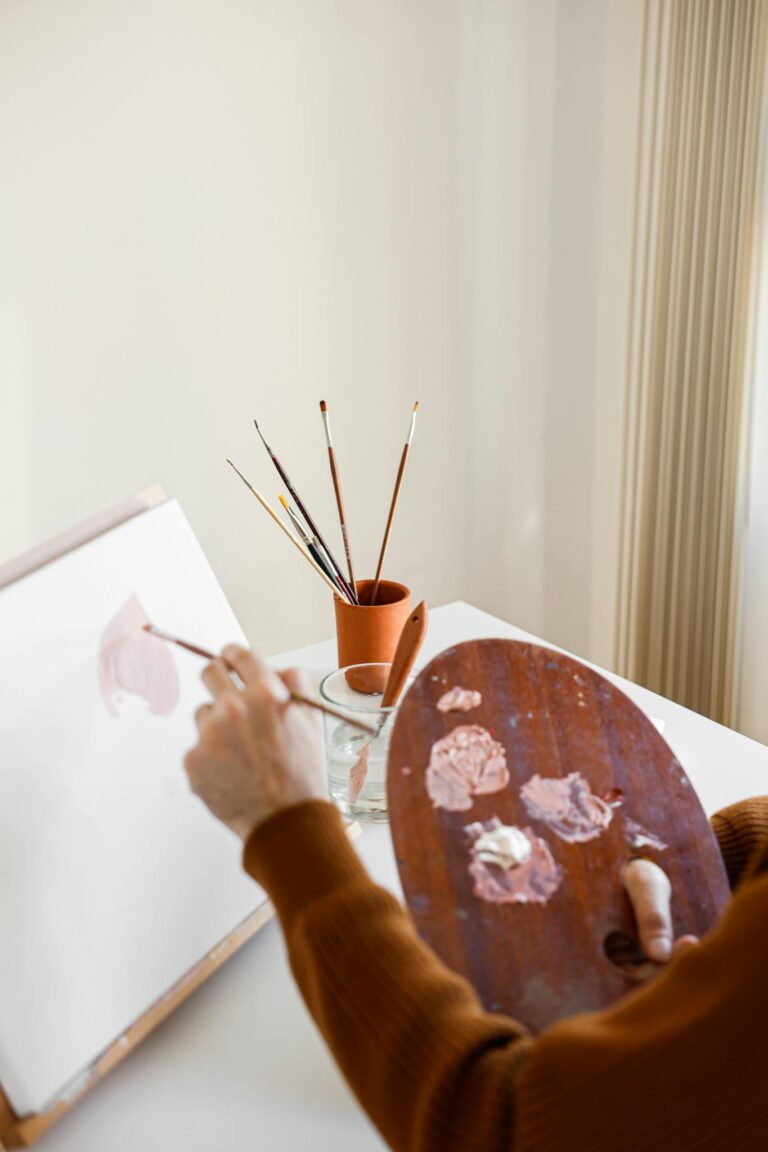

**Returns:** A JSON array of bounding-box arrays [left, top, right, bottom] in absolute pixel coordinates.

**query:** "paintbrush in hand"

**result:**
[[369, 402, 419, 605], [143, 625, 377, 734]]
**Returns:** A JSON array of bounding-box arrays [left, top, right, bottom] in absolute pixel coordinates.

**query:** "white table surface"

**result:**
[[35, 602, 768, 1151]]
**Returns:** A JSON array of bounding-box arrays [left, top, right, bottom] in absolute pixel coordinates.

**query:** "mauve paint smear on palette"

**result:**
[[520, 772, 614, 844]]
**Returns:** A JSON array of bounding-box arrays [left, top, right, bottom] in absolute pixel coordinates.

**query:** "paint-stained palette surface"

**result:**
[[387, 640, 730, 1032]]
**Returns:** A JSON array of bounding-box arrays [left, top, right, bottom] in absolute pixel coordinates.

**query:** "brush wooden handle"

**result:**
[[270, 448, 358, 604], [290, 691, 377, 734], [381, 600, 428, 708], [227, 460, 343, 599], [370, 444, 409, 605], [328, 446, 357, 590], [144, 626, 377, 734]]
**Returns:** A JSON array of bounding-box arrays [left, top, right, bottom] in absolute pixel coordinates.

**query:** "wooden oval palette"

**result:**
[[387, 640, 730, 1032]]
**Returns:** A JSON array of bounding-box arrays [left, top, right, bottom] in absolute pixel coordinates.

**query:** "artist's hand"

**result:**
[[620, 857, 699, 981], [184, 646, 328, 842]]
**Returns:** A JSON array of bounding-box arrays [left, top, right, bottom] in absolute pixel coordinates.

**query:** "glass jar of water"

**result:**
[[320, 664, 414, 823]]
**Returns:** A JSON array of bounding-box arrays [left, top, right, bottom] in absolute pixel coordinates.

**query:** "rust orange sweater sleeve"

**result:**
[[244, 801, 532, 1151], [514, 839, 768, 1150], [711, 795, 768, 889], [244, 798, 768, 1152]]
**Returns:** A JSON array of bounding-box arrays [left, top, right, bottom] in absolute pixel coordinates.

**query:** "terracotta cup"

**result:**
[[334, 580, 412, 692]]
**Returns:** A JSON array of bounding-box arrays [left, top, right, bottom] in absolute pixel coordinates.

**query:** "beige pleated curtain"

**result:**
[[616, 0, 768, 725]]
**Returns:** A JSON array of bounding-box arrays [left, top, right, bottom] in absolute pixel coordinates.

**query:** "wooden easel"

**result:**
[[0, 488, 277, 1148]]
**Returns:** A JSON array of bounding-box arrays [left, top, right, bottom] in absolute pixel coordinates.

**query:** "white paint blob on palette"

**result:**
[[0, 500, 267, 1115]]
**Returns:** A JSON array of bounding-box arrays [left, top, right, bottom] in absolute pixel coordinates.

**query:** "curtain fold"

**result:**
[[616, 0, 768, 725]]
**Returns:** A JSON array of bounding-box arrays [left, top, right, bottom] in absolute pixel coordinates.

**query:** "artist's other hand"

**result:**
[[620, 857, 699, 981], [184, 646, 327, 842]]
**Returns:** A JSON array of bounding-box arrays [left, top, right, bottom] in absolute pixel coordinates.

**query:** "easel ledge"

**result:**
[[0, 486, 361, 1147]]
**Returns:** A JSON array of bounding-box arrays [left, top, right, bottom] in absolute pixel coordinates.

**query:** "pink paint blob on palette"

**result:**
[[424, 725, 509, 812], [436, 686, 482, 713], [387, 639, 730, 1031], [98, 595, 179, 717]]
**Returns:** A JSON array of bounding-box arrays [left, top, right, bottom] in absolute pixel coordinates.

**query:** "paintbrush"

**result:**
[[369, 401, 419, 605], [279, 495, 353, 603], [226, 459, 342, 599], [143, 624, 378, 735], [254, 418, 359, 605], [319, 400, 357, 595]]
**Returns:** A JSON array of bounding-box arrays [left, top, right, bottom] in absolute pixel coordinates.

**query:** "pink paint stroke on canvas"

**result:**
[[519, 772, 613, 844], [426, 725, 509, 812], [98, 595, 179, 717], [466, 817, 563, 905], [436, 686, 483, 713]]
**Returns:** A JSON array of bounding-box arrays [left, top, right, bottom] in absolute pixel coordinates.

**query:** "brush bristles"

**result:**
[[406, 402, 419, 445], [278, 494, 290, 510], [253, 418, 275, 457], [320, 400, 333, 447]]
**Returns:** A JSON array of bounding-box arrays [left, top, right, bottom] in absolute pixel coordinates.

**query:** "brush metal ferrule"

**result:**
[[253, 419, 272, 455], [145, 624, 171, 641], [284, 503, 311, 543], [321, 409, 333, 449]]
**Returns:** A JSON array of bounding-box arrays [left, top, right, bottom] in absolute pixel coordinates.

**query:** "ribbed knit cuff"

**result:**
[[711, 797, 768, 890], [243, 800, 368, 931]]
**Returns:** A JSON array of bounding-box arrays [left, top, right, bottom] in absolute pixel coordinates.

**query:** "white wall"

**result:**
[[739, 123, 768, 746], [0, 0, 643, 659], [457, 0, 643, 663]]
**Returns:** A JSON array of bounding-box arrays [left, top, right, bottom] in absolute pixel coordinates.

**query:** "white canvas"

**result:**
[[0, 500, 269, 1115]]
